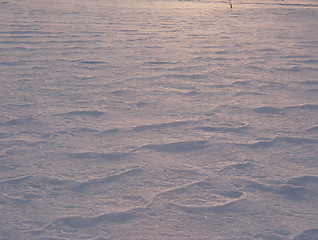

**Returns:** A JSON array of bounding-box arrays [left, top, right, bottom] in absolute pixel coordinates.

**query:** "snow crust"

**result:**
[[1, 0, 318, 239]]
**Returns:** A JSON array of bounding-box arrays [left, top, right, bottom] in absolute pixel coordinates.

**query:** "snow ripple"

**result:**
[[55, 207, 147, 228], [293, 229, 318, 240], [56, 110, 105, 117], [142, 140, 208, 153]]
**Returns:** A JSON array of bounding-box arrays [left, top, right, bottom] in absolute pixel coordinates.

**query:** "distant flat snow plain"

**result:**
[[1, 0, 318, 239]]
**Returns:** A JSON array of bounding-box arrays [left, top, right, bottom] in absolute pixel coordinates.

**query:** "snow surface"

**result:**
[[1, 0, 318, 239]]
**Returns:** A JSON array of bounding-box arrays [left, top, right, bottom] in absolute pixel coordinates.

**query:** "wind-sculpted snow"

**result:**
[[244, 181, 314, 201], [307, 126, 318, 132], [2, 117, 36, 126], [71, 168, 143, 191], [293, 229, 318, 240], [132, 120, 190, 132], [56, 110, 106, 117], [195, 124, 250, 133], [169, 199, 246, 214], [55, 207, 147, 228], [235, 136, 318, 149], [253, 106, 285, 114], [142, 140, 208, 152], [1, 0, 318, 239], [66, 151, 131, 161]]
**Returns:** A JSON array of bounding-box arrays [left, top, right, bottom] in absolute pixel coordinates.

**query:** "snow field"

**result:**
[[1, 0, 318, 239]]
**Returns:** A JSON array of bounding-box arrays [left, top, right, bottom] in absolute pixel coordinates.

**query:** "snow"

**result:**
[[1, 0, 318, 239]]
